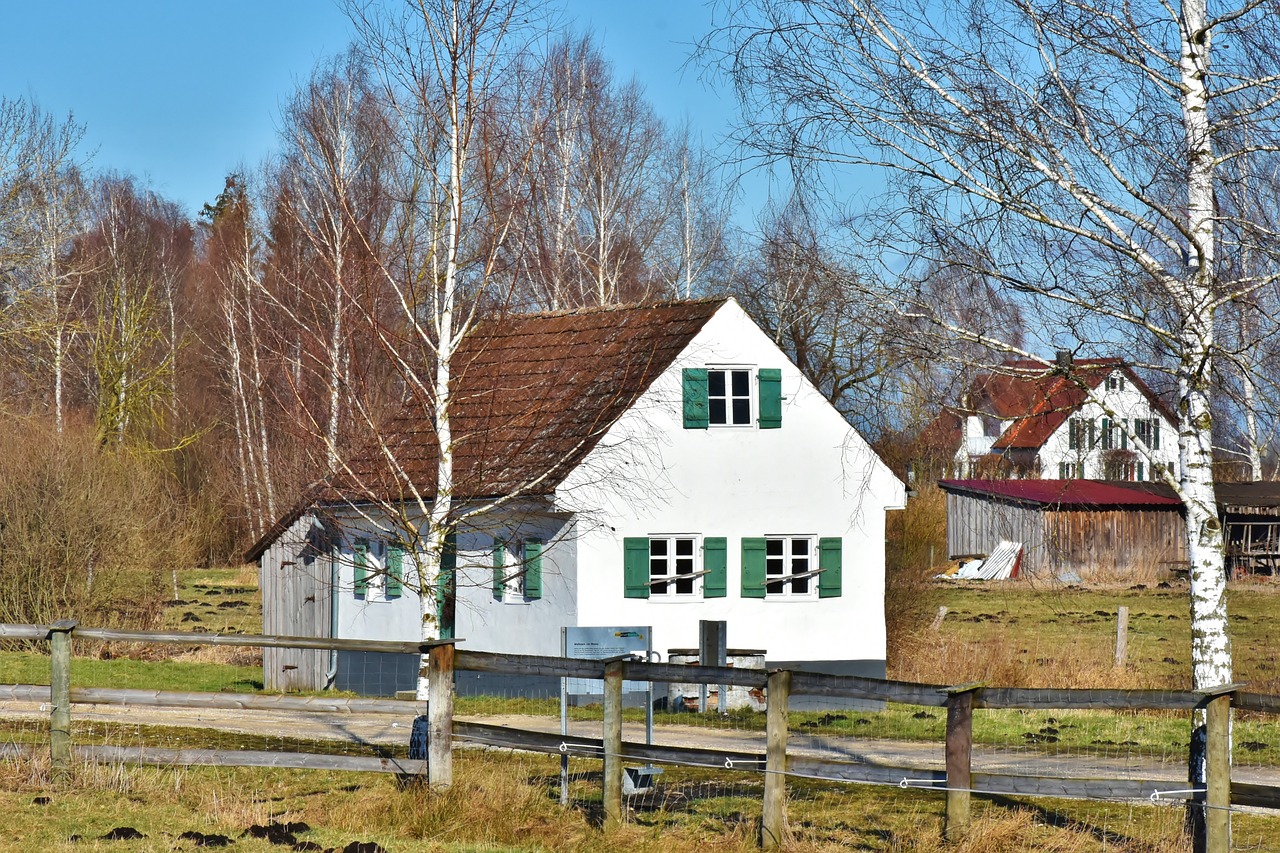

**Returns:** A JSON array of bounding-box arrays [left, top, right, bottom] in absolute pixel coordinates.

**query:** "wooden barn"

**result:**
[[939, 479, 1187, 583], [1217, 482, 1280, 576]]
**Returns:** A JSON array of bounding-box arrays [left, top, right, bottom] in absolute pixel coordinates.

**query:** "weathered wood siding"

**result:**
[[946, 492, 1043, 570], [259, 513, 332, 691], [946, 492, 1187, 582], [1042, 508, 1186, 583]]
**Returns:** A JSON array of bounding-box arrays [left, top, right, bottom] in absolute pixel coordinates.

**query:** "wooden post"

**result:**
[[427, 642, 455, 788], [931, 606, 949, 631], [942, 682, 983, 843], [1204, 690, 1233, 853], [763, 668, 791, 850], [48, 619, 77, 776], [1114, 606, 1129, 667], [602, 658, 624, 830], [1190, 683, 1240, 853]]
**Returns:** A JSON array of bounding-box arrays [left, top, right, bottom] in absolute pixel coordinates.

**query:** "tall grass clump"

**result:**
[[885, 481, 945, 668], [0, 416, 197, 627]]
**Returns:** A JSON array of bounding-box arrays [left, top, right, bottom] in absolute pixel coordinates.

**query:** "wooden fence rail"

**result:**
[[2, 622, 1278, 852]]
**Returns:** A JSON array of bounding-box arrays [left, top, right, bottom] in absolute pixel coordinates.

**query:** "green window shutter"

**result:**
[[386, 543, 404, 597], [1153, 418, 1161, 449], [758, 369, 783, 429], [492, 539, 505, 600], [682, 368, 709, 429], [1068, 420, 1077, 450], [353, 539, 369, 595], [703, 537, 727, 598], [1121, 418, 1128, 449], [1088, 419, 1096, 449], [741, 538, 766, 598], [818, 537, 843, 598], [623, 537, 651, 599], [437, 533, 457, 639], [524, 538, 543, 600]]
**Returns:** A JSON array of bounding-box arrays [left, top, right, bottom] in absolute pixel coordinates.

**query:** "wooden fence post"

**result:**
[[48, 619, 77, 776], [763, 668, 791, 850], [602, 658, 624, 829], [942, 682, 983, 843], [1203, 686, 1236, 853], [427, 642, 455, 788], [1114, 606, 1129, 667]]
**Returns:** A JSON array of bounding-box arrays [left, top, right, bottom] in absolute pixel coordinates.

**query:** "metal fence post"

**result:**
[[942, 682, 983, 843], [48, 619, 77, 776], [603, 658, 625, 829], [763, 668, 791, 850], [427, 641, 455, 788]]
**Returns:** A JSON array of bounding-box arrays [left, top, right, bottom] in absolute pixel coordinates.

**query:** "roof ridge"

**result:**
[[489, 296, 729, 323]]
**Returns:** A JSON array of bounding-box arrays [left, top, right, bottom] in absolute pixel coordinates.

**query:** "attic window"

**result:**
[[709, 369, 752, 425], [1107, 375, 1126, 391], [682, 368, 783, 429]]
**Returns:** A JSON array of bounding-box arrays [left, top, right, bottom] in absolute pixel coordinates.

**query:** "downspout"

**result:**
[[324, 523, 339, 689]]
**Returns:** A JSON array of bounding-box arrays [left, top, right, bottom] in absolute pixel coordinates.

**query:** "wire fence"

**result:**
[[1, 622, 1278, 851]]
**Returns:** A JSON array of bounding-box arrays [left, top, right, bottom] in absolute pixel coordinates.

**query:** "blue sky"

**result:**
[[0, 1, 771, 221]]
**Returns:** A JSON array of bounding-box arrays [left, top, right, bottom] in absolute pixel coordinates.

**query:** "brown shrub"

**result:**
[[0, 416, 198, 627]]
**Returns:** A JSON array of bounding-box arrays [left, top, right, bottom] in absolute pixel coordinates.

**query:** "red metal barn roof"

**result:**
[[938, 479, 1183, 508]]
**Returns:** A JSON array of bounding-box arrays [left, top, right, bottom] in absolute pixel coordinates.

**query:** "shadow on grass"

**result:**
[[982, 793, 1136, 846]]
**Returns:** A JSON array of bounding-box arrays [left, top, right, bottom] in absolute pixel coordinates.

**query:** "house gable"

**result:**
[[928, 358, 1180, 481], [559, 299, 905, 666]]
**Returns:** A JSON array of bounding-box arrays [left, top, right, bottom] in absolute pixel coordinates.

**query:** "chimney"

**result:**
[[1056, 350, 1073, 371]]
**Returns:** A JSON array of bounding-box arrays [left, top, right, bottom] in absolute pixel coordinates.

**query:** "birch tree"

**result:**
[[708, 0, 1280, 833], [0, 102, 87, 428], [345, 0, 544, 701], [274, 50, 394, 472]]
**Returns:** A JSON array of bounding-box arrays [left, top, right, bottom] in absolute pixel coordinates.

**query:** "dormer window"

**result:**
[[681, 367, 783, 429]]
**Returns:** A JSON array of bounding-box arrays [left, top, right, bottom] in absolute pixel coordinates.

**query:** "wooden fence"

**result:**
[[1, 622, 1278, 852]]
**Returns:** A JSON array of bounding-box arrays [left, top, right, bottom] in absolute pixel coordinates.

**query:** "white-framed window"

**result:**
[[765, 536, 818, 599], [496, 543, 526, 602], [491, 536, 543, 603], [353, 538, 385, 601], [649, 535, 703, 597], [1058, 461, 1082, 478], [707, 368, 753, 426], [352, 537, 406, 602], [1134, 418, 1161, 449], [1107, 374, 1126, 391]]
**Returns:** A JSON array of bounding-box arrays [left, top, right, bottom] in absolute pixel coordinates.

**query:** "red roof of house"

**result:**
[[923, 358, 1176, 455], [939, 478, 1182, 507]]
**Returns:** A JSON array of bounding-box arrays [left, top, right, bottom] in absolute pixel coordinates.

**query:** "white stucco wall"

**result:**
[[556, 300, 906, 667], [1037, 370, 1180, 480], [329, 507, 576, 656]]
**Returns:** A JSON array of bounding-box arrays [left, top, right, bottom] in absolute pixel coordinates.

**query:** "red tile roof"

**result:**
[[939, 478, 1182, 507], [925, 358, 1176, 454], [330, 298, 727, 502]]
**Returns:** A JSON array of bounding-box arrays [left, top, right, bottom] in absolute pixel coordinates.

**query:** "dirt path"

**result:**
[[4, 700, 1277, 790]]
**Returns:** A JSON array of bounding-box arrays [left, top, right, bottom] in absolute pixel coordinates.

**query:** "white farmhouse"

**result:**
[[248, 298, 905, 696], [922, 356, 1180, 482]]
